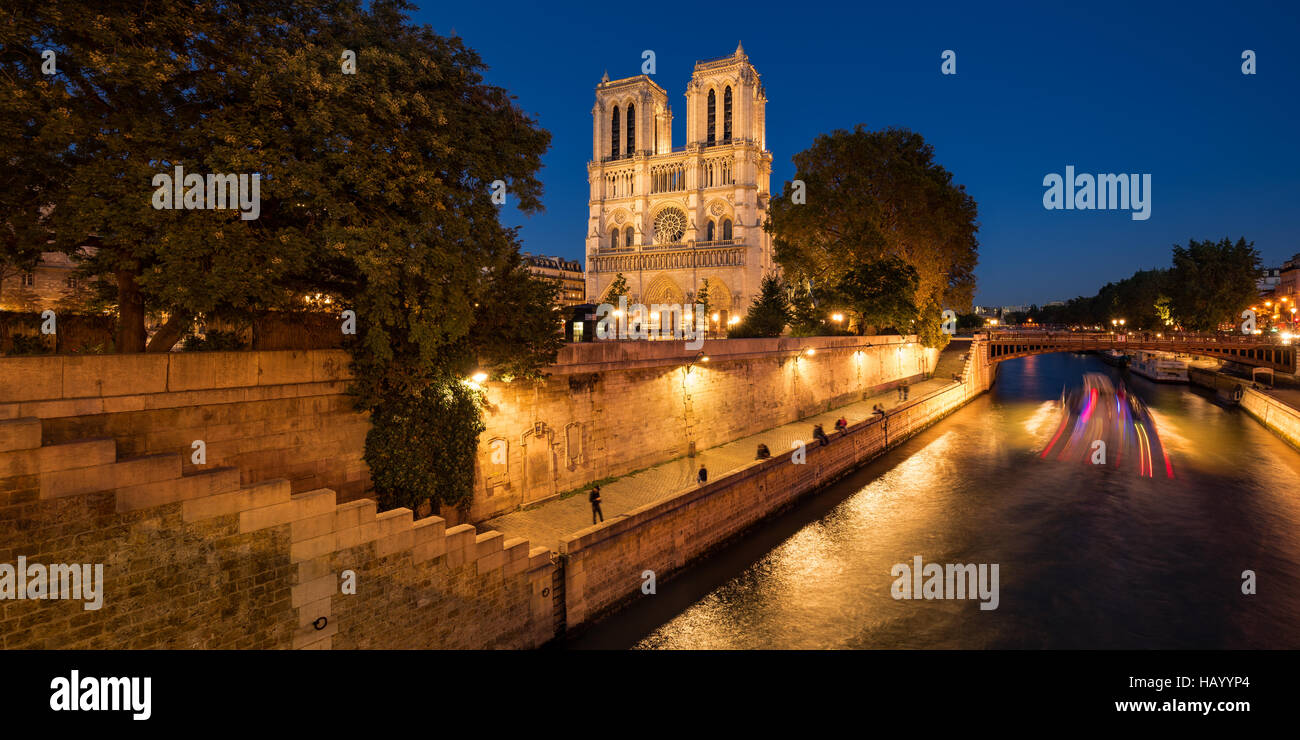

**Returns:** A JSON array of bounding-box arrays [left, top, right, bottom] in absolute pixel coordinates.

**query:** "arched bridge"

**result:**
[[983, 332, 1297, 374]]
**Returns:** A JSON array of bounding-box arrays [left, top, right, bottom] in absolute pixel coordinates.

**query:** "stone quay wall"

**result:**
[[1240, 387, 1300, 449], [558, 339, 993, 630], [476, 336, 937, 521], [1188, 367, 1300, 449], [0, 351, 371, 503], [0, 337, 937, 524], [0, 337, 962, 648], [0, 416, 553, 649]]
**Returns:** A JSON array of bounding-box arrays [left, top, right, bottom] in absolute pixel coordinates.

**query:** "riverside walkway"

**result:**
[[485, 339, 971, 551]]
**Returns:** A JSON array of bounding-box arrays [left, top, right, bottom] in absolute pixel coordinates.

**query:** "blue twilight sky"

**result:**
[[419, 0, 1300, 307]]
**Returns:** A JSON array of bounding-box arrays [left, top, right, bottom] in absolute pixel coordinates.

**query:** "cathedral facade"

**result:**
[[584, 43, 774, 331]]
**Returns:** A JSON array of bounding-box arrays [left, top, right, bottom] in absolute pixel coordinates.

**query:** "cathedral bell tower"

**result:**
[[584, 44, 774, 331]]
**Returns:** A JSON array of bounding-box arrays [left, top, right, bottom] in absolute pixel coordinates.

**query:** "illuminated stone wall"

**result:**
[[0, 338, 938, 525], [473, 336, 938, 521]]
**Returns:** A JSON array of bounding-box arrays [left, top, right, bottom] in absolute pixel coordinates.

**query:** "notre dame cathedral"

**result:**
[[584, 43, 775, 330]]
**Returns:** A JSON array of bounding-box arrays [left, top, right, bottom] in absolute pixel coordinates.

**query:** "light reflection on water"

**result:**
[[626, 353, 1300, 649]]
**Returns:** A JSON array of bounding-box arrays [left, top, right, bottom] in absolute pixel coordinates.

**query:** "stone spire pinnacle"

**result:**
[[601, 69, 609, 83], [735, 40, 745, 57]]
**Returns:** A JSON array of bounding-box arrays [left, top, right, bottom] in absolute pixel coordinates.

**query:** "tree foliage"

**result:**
[[766, 126, 979, 346], [823, 256, 918, 335], [2, 1, 563, 513], [603, 272, 629, 304], [1168, 238, 1260, 331], [729, 272, 790, 338], [1034, 238, 1259, 332]]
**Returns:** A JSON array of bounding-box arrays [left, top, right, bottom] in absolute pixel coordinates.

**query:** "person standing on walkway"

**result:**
[[589, 485, 604, 524], [697, 465, 708, 484], [902, 380, 910, 400]]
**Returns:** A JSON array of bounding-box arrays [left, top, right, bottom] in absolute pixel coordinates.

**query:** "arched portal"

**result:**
[[642, 273, 687, 337]]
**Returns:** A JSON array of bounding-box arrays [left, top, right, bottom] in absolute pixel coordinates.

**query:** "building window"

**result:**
[[707, 89, 716, 145], [723, 86, 732, 142], [626, 104, 635, 156], [624, 226, 634, 247], [611, 106, 620, 158], [721, 219, 732, 241], [21, 272, 35, 287], [706, 220, 715, 241], [610, 227, 620, 248]]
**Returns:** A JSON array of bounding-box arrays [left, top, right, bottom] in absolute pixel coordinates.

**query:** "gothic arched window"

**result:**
[[624, 226, 634, 247], [707, 90, 716, 145], [723, 86, 732, 142], [611, 106, 620, 158], [721, 219, 732, 241], [626, 104, 635, 155], [706, 220, 715, 242], [611, 227, 620, 248]]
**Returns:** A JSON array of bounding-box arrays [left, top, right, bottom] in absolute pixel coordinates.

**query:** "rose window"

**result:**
[[653, 208, 687, 244]]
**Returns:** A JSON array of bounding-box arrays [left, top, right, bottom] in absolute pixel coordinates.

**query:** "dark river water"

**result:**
[[569, 352, 1300, 649]]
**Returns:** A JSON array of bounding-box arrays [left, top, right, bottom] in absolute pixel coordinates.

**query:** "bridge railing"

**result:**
[[987, 331, 1287, 346]]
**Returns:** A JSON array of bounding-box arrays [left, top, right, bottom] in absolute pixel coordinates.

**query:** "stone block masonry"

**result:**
[[0, 350, 371, 504], [476, 335, 937, 521], [0, 337, 936, 526], [0, 418, 553, 649]]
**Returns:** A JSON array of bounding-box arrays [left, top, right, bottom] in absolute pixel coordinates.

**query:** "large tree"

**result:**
[[3, 1, 562, 513], [1168, 238, 1260, 331], [766, 126, 979, 346]]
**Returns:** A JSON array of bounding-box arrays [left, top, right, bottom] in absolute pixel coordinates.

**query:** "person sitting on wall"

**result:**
[[697, 465, 708, 484], [813, 424, 829, 446], [755, 443, 771, 460], [834, 417, 848, 435]]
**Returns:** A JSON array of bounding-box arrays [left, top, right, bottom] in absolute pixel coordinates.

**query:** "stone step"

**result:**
[[0, 438, 116, 478], [41, 453, 182, 499], [116, 466, 241, 512]]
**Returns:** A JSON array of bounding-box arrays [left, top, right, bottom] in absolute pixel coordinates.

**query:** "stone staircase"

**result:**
[[0, 416, 555, 649]]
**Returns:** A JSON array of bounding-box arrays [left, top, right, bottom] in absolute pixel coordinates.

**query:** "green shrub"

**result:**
[[363, 381, 486, 515]]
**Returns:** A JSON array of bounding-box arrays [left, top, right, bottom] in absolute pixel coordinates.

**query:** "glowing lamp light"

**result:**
[[805, 348, 816, 356], [471, 372, 488, 384], [712, 313, 720, 322], [831, 313, 844, 322]]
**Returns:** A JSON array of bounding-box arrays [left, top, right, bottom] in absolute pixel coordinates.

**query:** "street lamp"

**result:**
[[831, 313, 844, 323]]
